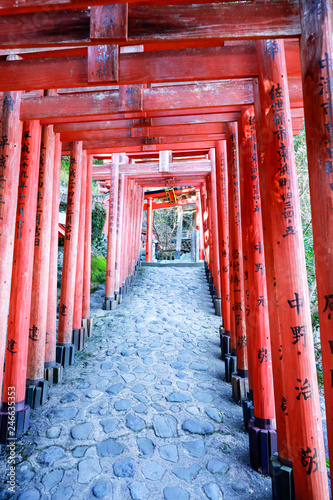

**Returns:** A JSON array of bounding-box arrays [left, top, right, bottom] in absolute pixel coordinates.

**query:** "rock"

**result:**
[[78, 459, 101, 484], [166, 392, 191, 403], [131, 384, 144, 393], [182, 440, 205, 458], [172, 464, 201, 484], [207, 459, 229, 475], [189, 362, 208, 371], [186, 406, 200, 416], [163, 487, 190, 500], [106, 383, 124, 395], [92, 481, 112, 498], [113, 458, 134, 478], [100, 418, 117, 433], [176, 382, 189, 390], [160, 380, 172, 386], [133, 403, 147, 413], [159, 444, 179, 463], [203, 483, 223, 500], [182, 418, 214, 435], [231, 481, 250, 495], [0, 490, 14, 500], [101, 362, 113, 370], [49, 408, 77, 421], [114, 399, 132, 411], [134, 395, 148, 403], [73, 446, 88, 458], [42, 470, 63, 492], [128, 481, 149, 500], [153, 415, 178, 438], [46, 426, 61, 439], [71, 422, 93, 440], [126, 414, 146, 432], [121, 373, 136, 383], [97, 438, 124, 457], [37, 446, 65, 467], [52, 485, 73, 500], [170, 362, 185, 370], [194, 392, 212, 403], [205, 407, 222, 423], [142, 461, 165, 481], [17, 489, 40, 500], [137, 437, 154, 459], [60, 392, 78, 403]]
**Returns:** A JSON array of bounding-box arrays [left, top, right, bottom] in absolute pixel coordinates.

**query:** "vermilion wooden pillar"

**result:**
[[226, 122, 248, 402], [253, 76, 292, 478], [195, 188, 204, 260], [104, 153, 119, 310], [216, 141, 231, 357], [239, 106, 277, 475], [45, 133, 63, 385], [121, 176, 129, 294], [299, 0, 333, 484], [72, 151, 87, 350], [146, 196, 153, 262], [0, 121, 40, 443], [209, 149, 222, 316], [201, 183, 211, 275], [115, 173, 125, 303], [257, 39, 329, 499], [82, 154, 93, 335], [26, 123, 55, 408], [57, 141, 83, 367], [0, 91, 22, 399]]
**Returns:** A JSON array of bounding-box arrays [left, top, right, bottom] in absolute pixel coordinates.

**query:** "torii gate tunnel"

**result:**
[[0, 1, 332, 498]]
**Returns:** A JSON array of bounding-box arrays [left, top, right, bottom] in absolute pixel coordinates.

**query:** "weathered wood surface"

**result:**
[[0, 1, 300, 46], [0, 43, 301, 90]]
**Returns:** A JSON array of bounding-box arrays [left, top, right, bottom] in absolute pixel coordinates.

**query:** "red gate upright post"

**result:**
[[72, 151, 87, 350], [121, 177, 129, 296], [239, 105, 277, 475], [57, 141, 83, 367], [115, 173, 125, 304], [257, 39, 329, 500], [26, 122, 55, 408], [145, 196, 153, 262], [201, 183, 211, 282], [0, 91, 22, 399], [299, 0, 333, 484], [195, 188, 204, 261], [104, 153, 119, 310], [253, 76, 293, 493], [82, 154, 93, 337], [45, 133, 63, 385], [0, 121, 40, 443], [216, 141, 231, 359], [226, 122, 248, 402], [209, 149, 222, 316]]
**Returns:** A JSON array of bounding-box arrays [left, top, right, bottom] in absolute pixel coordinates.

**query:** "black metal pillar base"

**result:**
[[220, 332, 231, 360], [56, 344, 75, 368], [248, 418, 277, 476], [214, 298, 222, 316], [72, 327, 86, 351], [44, 363, 63, 385], [103, 296, 117, 310], [231, 372, 248, 404], [270, 453, 295, 500], [242, 398, 254, 431], [224, 354, 237, 382], [0, 405, 30, 444], [25, 380, 49, 409]]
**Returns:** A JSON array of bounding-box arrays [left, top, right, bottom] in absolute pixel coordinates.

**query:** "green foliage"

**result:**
[[91, 255, 106, 284], [91, 203, 107, 243], [60, 155, 70, 186]]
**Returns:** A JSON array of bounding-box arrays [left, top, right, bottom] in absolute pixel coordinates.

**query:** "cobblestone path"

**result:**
[[1, 265, 272, 500]]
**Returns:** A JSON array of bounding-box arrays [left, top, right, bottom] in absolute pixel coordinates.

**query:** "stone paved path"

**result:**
[[1, 265, 272, 500]]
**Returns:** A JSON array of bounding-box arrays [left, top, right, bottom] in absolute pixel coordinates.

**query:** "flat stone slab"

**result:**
[[126, 414, 146, 432], [128, 481, 150, 500], [78, 458, 101, 484], [96, 438, 124, 457], [49, 408, 77, 420], [164, 487, 190, 500], [172, 464, 201, 484], [71, 422, 93, 440], [142, 461, 166, 481], [106, 383, 124, 395], [137, 437, 154, 459], [100, 418, 117, 433], [182, 418, 214, 435], [92, 480, 113, 498], [159, 444, 179, 463], [182, 440, 205, 458], [166, 392, 191, 403], [207, 459, 229, 475], [203, 483, 223, 500], [37, 446, 65, 467], [114, 399, 132, 411], [153, 415, 178, 438], [113, 458, 134, 478]]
